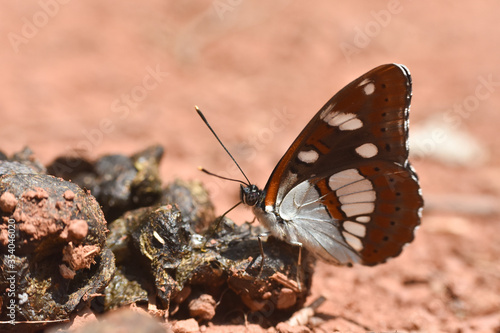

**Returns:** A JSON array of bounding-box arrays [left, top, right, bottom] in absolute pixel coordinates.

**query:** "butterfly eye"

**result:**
[[240, 184, 262, 207]]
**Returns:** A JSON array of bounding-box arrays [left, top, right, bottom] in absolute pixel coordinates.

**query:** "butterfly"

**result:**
[[199, 63, 423, 266]]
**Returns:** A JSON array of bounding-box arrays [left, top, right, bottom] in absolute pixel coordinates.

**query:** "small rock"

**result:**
[[0, 191, 17, 213], [172, 318, 200, 333], [189, 294, 216, 321], [64, 190, 76, 201], [68, 219, 89, 240], [277, 288, 297, 309]]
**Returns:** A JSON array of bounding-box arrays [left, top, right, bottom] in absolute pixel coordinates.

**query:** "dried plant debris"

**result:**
[[104, 201, 315, 325], [0, 161, 114, 327], [47, 145, 164, 221]]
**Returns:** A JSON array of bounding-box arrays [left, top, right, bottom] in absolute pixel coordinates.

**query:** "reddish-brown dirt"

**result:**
[[1, 1, 499, 332]]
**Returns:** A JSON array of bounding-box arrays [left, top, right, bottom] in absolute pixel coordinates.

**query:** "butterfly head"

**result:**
[[240, 184, 262, 207]]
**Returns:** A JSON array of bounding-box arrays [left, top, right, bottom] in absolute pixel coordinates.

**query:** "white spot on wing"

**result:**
[[339, 118, 363, 131], [336, 179, 373, 196], [355, 143, 378, 158], [342, 231, 364, 251], [322, 110, 338, 123], [339, 190, 376, 204], [341, 202, 375, 217], [329, 169, 364, 191], [322, 111, 363, 132], [356, 216, 371, 223], [344, 221, 367, 237], [297, 150, 319, 164], [364, 82, 375, 95], [327, 112, 355, 127]]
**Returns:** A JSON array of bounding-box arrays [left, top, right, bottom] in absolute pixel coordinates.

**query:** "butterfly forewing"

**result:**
[[259, 63, 422, 265]]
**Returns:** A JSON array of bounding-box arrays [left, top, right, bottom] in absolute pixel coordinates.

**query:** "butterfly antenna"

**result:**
[[195, 106, 252, 186], [198, 166, 247, 186]]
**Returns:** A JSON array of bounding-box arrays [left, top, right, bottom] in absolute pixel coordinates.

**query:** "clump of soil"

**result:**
[[0, 160, 114, 330]]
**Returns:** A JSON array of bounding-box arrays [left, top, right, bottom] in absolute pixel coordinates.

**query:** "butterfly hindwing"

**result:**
[[314, 161, 422, 265]]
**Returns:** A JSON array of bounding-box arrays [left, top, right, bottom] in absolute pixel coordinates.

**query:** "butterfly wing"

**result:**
[[258, 63, 423, 265]]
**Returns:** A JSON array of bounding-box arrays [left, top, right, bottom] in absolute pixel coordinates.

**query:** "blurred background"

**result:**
[[1, 1, 499, 331]]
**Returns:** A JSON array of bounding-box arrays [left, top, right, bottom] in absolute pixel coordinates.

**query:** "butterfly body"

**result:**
[[241, 63, 423, 266]]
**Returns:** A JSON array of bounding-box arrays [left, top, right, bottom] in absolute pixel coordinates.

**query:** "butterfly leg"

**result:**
[[290, 241, 303, 292], [245, 215, 258, 225], [257, 235, 265, 275], [244, 216, 258, 235], [256, 232, 270, 275], [202, 201, 243, 250], [201, 216, 224, 251]]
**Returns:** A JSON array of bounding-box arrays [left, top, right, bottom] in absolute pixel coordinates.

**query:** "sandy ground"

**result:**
[[1, 1, 500, 332]]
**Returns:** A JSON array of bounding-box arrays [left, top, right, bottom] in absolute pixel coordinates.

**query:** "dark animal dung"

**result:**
[[0, 159, 114, 330], [0, 145, 316, 330]]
